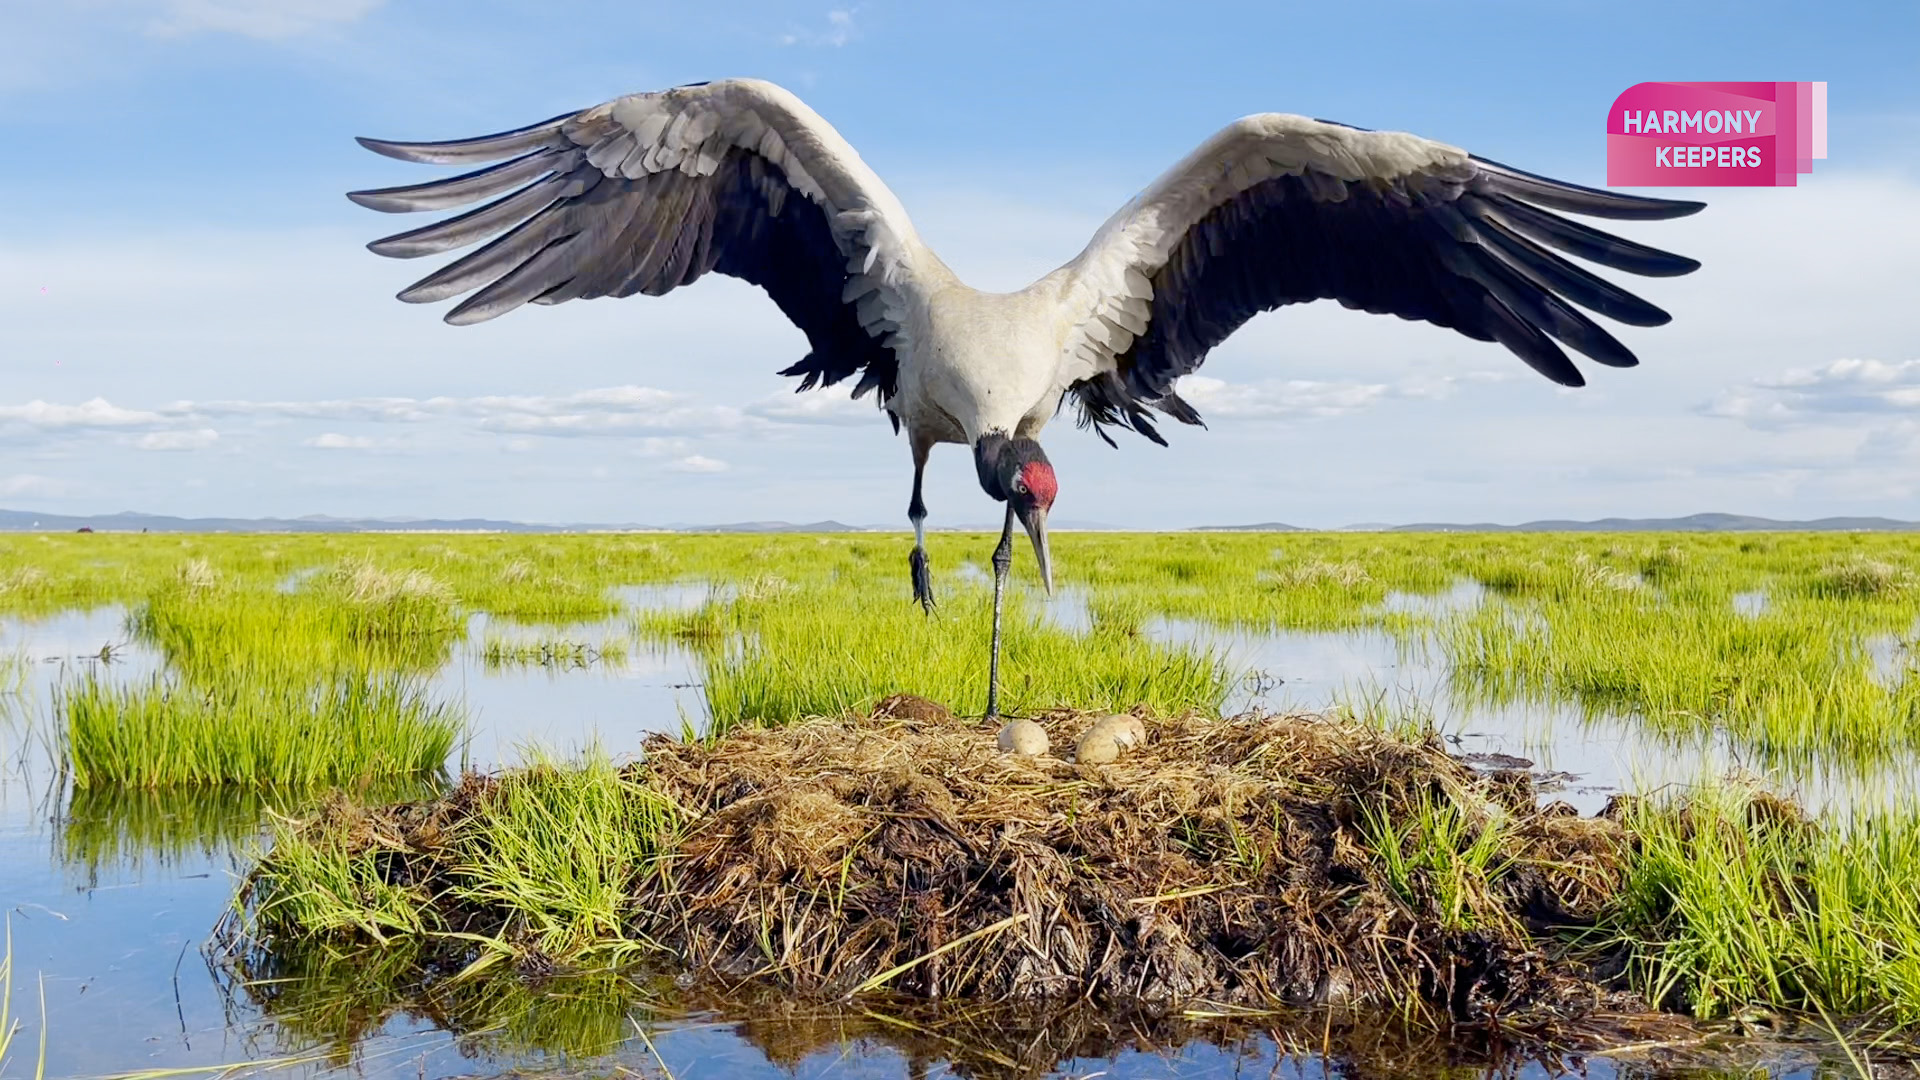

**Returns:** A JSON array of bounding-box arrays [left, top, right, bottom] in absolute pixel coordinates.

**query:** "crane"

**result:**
[[348, 78, 1703, 720]]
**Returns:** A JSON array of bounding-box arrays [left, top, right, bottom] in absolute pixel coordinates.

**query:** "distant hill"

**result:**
[[8, 507, 1918, 535], [1385, 512, 1920, 533], [0, 508, 590, 533], [665, 520, 864, 533]]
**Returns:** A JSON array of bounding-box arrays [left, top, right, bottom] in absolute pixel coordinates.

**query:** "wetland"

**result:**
[[2, 529, 1918, 1079]]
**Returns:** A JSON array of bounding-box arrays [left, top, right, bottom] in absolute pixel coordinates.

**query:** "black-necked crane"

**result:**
[[348, 78, 1703, 719]]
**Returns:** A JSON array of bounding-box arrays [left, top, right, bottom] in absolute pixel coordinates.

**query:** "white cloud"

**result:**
[[1172, 373, 1491, 419], [194, 396, 433, 422], [1705, 359, 1920, 426], [0, 474, 64, 498], [134, 428, 219, 451], [143, 0, 385, 39], [1178, 375, 1389, 418], [304, 432, 376, 449], [745, 391, 882, 426], [780, 8, 856, 47], [191, 385, 747, 437], [668, 455, 729, 474], [0, 398, 170, 431]]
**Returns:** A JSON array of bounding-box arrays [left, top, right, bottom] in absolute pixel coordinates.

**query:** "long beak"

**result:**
[[1017, 505, 1052, 594]]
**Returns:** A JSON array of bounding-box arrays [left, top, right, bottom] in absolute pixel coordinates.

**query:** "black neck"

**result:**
[[972, 432, 1012, 501]]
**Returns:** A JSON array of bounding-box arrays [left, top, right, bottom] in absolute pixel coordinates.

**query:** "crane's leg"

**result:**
[[908, 453, 935, 613], [984, 503, 1016, 720]]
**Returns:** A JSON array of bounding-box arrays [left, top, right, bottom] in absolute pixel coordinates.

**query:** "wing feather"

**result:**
[[348, 79, 934, 408], [1053, 114, 1702, 443]]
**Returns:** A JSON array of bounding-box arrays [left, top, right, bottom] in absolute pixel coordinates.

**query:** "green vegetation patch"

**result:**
[[59, 673, 460, 789], [636, 577, 1231, 731]]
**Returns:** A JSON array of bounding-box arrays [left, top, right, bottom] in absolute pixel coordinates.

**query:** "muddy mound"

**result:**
[[227, 707, 1638, 1024]]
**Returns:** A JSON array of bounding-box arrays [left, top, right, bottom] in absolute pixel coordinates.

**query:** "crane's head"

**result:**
[[974, 434, 1056, 593]]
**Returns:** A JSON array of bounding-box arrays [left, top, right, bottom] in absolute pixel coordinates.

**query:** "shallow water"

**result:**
[[0, 581, 1895, 1078]]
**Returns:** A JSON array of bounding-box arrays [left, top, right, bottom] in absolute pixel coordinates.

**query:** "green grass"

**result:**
[[0, 650, 26, 696], [636, 575, 1232, 730], [446, 748, 677, 961], [59, 672, 461, 788], [1607, 786, 1920, 1028], [245, 749, 677, 963], [133, 561, 462, 683], [1360, 791, 1518, 935]]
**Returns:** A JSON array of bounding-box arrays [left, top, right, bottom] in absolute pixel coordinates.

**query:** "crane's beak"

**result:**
[[1016, 504, 1052, 595]]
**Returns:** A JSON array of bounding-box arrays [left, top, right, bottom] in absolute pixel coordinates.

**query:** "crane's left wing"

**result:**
[[349, 78, 933, 407], [1051, 114, 1703, 445]]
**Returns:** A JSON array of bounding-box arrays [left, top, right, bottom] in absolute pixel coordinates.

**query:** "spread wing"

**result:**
[[350, 78, 936, 407], [1052, 114, 1704, 444]]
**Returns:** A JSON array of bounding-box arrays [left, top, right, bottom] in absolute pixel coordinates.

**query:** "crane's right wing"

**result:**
[[350, 78, 932, 408]]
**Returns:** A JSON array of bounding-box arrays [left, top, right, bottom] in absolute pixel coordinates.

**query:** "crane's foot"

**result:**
[[910, 546, 936, 613]]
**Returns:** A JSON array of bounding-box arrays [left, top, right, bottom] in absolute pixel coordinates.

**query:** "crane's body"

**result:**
[[348, 78, 1705, 719], [891, 283, 1073, 446]]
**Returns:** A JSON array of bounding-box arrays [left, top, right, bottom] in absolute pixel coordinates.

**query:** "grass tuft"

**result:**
[[59, 673, 460, 789]]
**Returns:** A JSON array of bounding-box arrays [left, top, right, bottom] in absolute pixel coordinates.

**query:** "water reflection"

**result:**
[[59, 777, 441, 889], [223, 949, 1707, 1080], [445, 608, 705, 766]]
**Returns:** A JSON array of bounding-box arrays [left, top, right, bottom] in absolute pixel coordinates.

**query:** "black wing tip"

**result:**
[[356, 135, 422, 161], [346, 188, 407, 212], [1476, 155, 1710, 221], [366, 235, 427, 259]]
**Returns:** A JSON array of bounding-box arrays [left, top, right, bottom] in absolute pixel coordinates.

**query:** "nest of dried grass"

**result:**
[[229, 702, 1642, 1025]]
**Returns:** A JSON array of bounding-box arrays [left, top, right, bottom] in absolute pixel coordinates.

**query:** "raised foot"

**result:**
[[909, 546, 936, 613]]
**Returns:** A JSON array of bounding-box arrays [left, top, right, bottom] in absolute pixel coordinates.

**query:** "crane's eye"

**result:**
[[1010, 477, 1027, 495]]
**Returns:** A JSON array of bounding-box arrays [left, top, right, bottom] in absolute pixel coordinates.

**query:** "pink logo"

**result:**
[[1608, 82, 1826, 187]]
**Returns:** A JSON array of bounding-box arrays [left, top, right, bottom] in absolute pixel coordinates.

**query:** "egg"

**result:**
[[996, 718, 1050, 756]]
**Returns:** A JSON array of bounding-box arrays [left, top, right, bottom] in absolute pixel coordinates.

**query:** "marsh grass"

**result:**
[[1607, 786, 1920, 1028], [1441, 589, 1920, 766], [638, 579, 1230, 730], [447, 748, 677, 961], [0, 651, 26, 696], [134, 572, 461, 684], [1809, 557, 1912, 600], [59, 673, 460, 788], [1359, 791, 1519, 935], [0, 919, 45, 1080], [8, 528, 1920, 794], [245, 750, 676, 962]]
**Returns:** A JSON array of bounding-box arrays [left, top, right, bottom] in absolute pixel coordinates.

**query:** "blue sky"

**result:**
[[4, 1, 1919, 527]]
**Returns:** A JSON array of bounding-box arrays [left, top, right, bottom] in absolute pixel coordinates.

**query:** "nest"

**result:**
[[229, 703, 1642, 1026]]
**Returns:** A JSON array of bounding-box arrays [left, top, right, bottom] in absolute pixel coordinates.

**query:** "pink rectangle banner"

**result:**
[[1607, 81, 1827, 188]]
